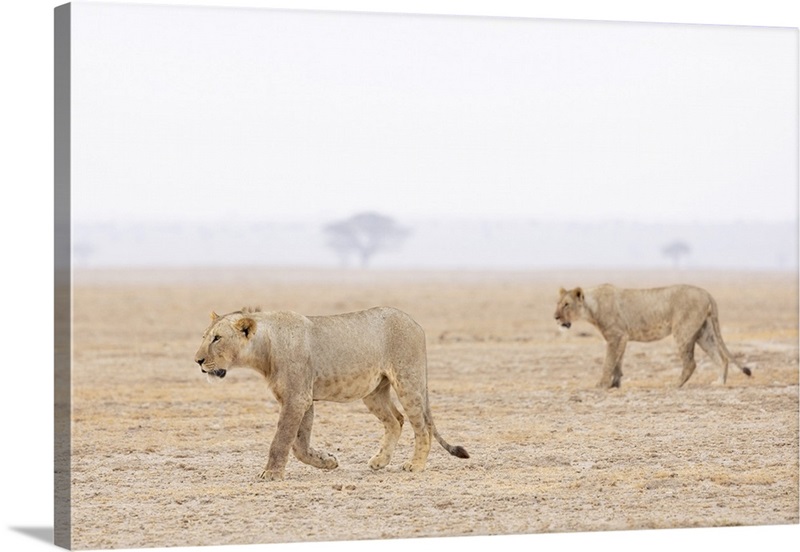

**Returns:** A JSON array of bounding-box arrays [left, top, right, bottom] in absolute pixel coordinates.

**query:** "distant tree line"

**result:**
[[662, 240, 691, 269], [323, 212, 410, 267]]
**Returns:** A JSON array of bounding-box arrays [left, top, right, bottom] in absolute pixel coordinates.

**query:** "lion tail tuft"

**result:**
[[427, 406, 470, 460], [450, 445, 470, 459], [432, 426, 470, 459]]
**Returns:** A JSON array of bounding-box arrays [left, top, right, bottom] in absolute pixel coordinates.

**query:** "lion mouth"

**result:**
[[201, 368, 227, 378]]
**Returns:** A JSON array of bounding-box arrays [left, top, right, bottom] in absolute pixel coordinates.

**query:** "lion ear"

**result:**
[[235, 317, 256, 339], [575, 288, 584, 301], [210, 311, 219, 322], [559, 287, 568, 297]]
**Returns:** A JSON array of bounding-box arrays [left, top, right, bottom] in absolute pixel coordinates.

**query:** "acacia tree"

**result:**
[[662, 240, 691, 269], [323, 212, 410, 267]]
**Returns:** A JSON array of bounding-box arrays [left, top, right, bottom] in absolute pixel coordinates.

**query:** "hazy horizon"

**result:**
[[72, 216, 797, 271]]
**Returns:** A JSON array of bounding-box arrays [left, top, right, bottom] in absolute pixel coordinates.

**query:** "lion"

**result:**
[[554, 284, 752, 388], [193, 306, 469, 481]]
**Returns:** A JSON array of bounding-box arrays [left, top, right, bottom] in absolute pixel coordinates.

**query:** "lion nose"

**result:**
[[196, 357, 205, 367]]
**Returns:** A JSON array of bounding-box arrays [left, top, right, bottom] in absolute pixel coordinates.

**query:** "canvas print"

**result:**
[[55, 2, 799, 550]]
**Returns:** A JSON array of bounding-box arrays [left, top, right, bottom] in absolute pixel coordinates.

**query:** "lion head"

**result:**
[[554, 287, 584, 329], [194, 309, 259, 380]]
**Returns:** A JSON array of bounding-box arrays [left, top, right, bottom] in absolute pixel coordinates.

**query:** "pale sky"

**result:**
[[71, 1, 798, 224]]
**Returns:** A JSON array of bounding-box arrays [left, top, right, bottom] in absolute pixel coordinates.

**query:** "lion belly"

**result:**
[[626, 319, 673, 342], [312, 367, 385, 402], [307, 339, 388, 402]]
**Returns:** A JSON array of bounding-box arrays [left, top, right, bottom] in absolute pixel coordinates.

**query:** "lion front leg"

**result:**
[[292, 403, 338, 470], [258, 399, 310, 481], [598, 335, 627, 389]]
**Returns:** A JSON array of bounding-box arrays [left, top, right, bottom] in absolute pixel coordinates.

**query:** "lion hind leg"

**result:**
[[610, 359, 624, 389], [696, 320, 731, 384], [362, 378, 404, 470], [392, 380, 431, 473], [399, 403, 431, 473], [292, 403, 338, 470], [676, 340, 698, 388]]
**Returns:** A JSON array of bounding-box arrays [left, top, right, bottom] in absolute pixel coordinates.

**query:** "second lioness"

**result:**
[[193, 306, 469, 481], [554, 284, 752, 388]]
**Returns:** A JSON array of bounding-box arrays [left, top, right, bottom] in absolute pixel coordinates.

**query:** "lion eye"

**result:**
[[212, 335, 221, 343]]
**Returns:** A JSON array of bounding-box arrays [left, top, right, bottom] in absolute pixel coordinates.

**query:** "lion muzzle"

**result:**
[[196, 356, 227, 378], [204, 368, 227, 378]]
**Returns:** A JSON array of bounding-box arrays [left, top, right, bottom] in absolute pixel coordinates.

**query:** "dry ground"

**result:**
[[67, 268, 798, 549]]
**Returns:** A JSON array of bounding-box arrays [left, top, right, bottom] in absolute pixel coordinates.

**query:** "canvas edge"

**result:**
[[54, 2, 72, 550]]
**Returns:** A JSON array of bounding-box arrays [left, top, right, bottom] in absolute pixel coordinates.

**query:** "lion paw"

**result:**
[[401, 461, 425, 473], [258, 469, 284, 481], [369, 455, 390, 470], [320, 455, 339, 470]]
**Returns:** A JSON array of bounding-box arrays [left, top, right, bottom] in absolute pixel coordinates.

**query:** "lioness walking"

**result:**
[[193, 306, 469, 481], [554, 284, 752, 388]]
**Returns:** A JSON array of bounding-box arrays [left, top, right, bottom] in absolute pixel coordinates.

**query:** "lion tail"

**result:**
[[708, 301, 752, 377], [434, 426, 470, 458], [421, 368, 469, 459], [426, 407, 469, 458]]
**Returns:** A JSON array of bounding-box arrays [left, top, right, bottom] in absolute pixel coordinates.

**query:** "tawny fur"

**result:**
[[194, 306, 469, 481], [554, 284, 752, 389]]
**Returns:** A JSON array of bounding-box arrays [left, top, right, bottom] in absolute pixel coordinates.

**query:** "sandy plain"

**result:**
[[66, 268, 798, 549]]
